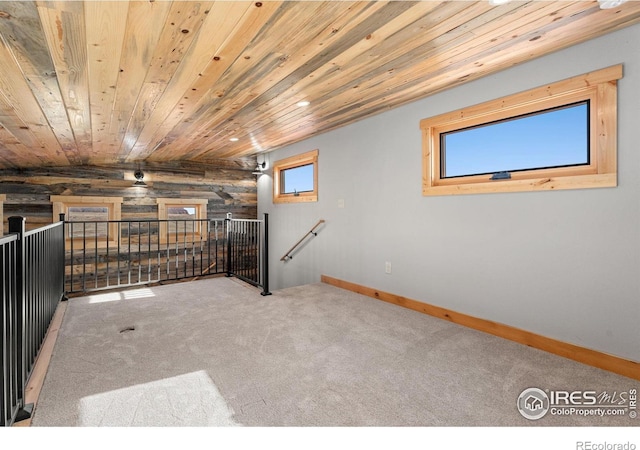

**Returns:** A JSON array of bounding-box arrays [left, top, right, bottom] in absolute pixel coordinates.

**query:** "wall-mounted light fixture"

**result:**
[[252, 155, 267, 176], [133, 169, 147, 187]]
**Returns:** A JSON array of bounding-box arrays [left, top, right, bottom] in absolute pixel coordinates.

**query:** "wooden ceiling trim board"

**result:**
[[190, 0, 420, 158], [394, 0, 640, 102], [84, 0, 129, 161], [166, 1, 418, 161], [117, 1, 215, 162], [127, 0, 284, 162], [0, 89, 44, 151], [120, 0, 254, 162], [0, 1, 80, 165], [202, 1, 489, 159], [212, 1, 446, 157], [0, 110, 53, 169], [0, 124, 42, 168], [291, 2, 569, 129], [244, 1, 604, 151], [146, 1, 328, 160], [206, 1, 484, 159], [0, 35, 67, 163], [110, 0, 173, 152], [242, 2, 638, 160], [290, 1, 529, 120], [144, 1, 215, 85], [170, 3, 358, 142], [0, 144, 18, 169], [36, 0, 92, 163], [291, 3, 640, 150], [159, 1, 387, 160], [0, 1, 639, 169]]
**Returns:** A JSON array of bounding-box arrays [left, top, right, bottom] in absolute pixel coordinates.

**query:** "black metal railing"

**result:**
[[1, 217, 65, 427], [226, 213, 270, 296], [63, 213, 270, 296]]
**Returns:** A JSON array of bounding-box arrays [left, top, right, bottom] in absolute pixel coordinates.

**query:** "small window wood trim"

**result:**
[[420, 65, 621, 196], [50, 195, 123, 247], [273, 149, 318, 204], [156, 198, 208, 242]]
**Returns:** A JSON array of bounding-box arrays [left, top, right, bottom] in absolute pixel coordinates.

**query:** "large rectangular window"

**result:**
[[441, 102, 589, 179], [421, 65, 621, 196], [273, 149, 318, 204]]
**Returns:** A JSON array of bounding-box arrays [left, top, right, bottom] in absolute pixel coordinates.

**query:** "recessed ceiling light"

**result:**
[[229, 137, 239, 142], [489, 0, 511, 5], [296, 100, 310, 107]]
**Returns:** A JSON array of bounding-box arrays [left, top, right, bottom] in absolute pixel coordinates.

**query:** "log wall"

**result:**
[[0, 160, 257, 233]]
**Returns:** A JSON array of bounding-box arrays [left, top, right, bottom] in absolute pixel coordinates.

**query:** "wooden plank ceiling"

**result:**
[[0, 0, 639, 169]]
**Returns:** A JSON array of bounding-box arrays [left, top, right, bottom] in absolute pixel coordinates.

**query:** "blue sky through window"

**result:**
[[283, 164, 314, 193], [441, 102, 589, 178]]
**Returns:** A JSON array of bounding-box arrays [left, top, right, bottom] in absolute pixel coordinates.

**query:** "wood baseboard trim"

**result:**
[[12, 301, 68, 427], [321, 275, 639, 381]]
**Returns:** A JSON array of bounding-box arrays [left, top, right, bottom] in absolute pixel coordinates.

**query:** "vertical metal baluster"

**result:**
[[157, 221, 161, 282], [192, 219, 196, 278], [165, 220, 170, 280], [262, 213, 271, 296], [82, 222, 86, 293], [127, 222, 131, 286], [117, 222, 121, 288], [147, 221, 152, 283], [182, 219, 186, 278], [68, 222, 73, 293], [137, 221, 142, 284], [106, 219, 110, 289], [94, 222, 98, 290], [173, 220, 177, 280]]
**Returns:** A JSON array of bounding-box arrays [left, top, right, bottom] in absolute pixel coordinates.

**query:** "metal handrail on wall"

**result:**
[[281, 219, 325, 261], [1, 217, 65, 427]]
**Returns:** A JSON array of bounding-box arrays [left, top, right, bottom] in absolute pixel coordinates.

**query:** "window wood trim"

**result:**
[[51, 195, 123, 248], [420, 65, 621, 196], [273, 149, 318, 204], [156, 198, 208, 242]]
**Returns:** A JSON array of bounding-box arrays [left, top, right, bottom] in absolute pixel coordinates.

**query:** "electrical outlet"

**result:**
[[385, 261, 392, 274], [338, 198, 345, 208]]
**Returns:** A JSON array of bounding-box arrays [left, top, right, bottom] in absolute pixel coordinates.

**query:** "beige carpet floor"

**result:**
[[31, 277, 637, 426]]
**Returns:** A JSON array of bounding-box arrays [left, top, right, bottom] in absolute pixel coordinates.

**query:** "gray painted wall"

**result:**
[[258, 24, 640, 362]]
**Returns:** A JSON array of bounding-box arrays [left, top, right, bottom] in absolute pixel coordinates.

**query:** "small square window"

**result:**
[[51, 196, 123, 248], [67, 206, 110, 238], [273, 149, 318, 204], [167, 206, 198, 234], [282, 163, 315, 194], [156, 198, 207, 242]]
